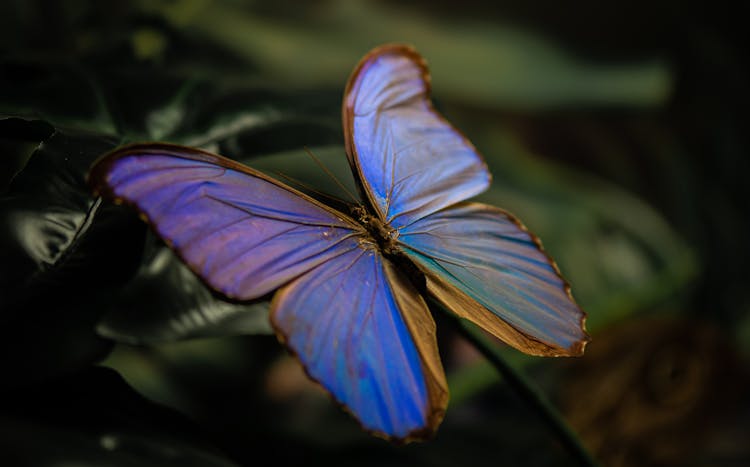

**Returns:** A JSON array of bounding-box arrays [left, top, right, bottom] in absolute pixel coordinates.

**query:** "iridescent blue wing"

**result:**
[[272, 245, 448, 441], [89, 142, 447, 440], [346, 45, 587, 356], [398, 202, 589, 356], [343, 44, 491, 229], [88, 143, 361, 301]]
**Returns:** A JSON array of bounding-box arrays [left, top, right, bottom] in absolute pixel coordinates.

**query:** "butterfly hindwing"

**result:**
[[398, 202, 589, 356], [343, 44, 491, 229], [271, 245, 448, 440], [88, 144, 360, 301]]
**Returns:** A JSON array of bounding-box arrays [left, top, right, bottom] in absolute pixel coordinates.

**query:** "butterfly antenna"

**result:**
[[303, 146, 358, 203], [271, 170, 351, 207]]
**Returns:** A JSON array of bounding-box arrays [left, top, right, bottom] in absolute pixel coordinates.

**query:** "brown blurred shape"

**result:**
[[561, 316, 749, 467]]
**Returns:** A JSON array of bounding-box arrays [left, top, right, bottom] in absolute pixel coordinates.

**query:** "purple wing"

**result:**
[[90, 143, 449, 440], [271, 244, 448, 441], [343, 44, 491, 229], [398, 202, 589, 356], [88, 143, 361, 301]]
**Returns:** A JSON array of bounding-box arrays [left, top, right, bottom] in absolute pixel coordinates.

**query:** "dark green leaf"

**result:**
[[0, 59, 117, 134], [0, 366, 238, 467], [0, 116, 55, 143], [170, 86, 342, 152], [0, 289, 113, 389], [0, 128, 147, 387], [0, 128, 145, 316], [147, 0, 670, 110], [100, 71, 205, 141], [98, 234, 272, 345]]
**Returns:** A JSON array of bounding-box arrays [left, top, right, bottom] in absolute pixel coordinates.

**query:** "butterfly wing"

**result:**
[[271, 245, 448, 441], [345, 44, 587, 356], [343, 44, 491, 229], [398, 202, 589, 356], [88, 143, 361, 301], [90, 142, 447, 440]]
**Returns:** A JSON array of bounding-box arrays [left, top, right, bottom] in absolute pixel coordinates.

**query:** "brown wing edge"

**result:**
[[269, 253, 449, 444], [382, 257, 449, 440], [341, 43, 491, 222], [410, 202, 590, 357]]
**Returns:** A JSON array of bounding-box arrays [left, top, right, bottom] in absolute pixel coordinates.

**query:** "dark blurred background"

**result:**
[[1, 1, 748, 466]]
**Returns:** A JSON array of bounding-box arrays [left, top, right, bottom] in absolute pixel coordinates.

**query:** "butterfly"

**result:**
[[88, 43, 589, 442]]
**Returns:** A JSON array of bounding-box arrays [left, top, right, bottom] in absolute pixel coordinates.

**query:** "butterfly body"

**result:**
[[349, 204, 400, 254], [89, 43, 589, 442]]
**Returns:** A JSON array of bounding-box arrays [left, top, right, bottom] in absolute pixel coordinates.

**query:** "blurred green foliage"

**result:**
[[1, 1, 748, 466]]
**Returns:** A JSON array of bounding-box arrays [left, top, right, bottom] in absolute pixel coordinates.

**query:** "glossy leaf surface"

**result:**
[[0, 129, 144, 316], [98, 240, 272, 345]]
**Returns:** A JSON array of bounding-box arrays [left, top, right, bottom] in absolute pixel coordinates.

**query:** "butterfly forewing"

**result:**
[[343, 44, 491, 229], [271, 245, 448, 440], [88, 144, 362, 301]]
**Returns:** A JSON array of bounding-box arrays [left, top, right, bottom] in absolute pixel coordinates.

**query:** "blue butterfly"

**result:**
[[88, 44, 589, 442]]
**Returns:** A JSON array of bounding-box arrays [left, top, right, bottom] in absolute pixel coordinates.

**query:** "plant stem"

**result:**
[[453, 317, 600, 467]]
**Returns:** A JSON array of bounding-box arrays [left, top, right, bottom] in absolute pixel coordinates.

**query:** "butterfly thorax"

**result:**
[[352, 205, 400, 255]]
